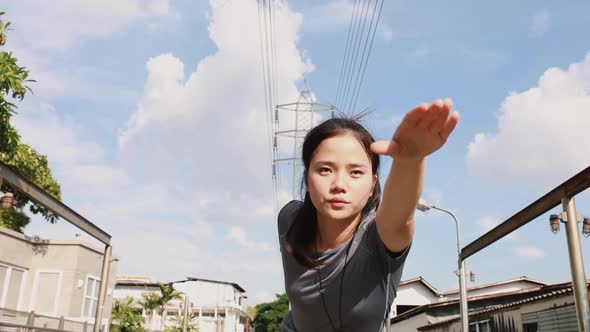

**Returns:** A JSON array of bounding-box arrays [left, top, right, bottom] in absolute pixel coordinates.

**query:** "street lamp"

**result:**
[[549, 212, 587, 235], [583, 218, 590, 238], [416, 199, 469, 332], [0, 192, 15, 210]]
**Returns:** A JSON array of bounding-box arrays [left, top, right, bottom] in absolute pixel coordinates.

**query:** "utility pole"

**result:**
[[273, 81, 336, 200]]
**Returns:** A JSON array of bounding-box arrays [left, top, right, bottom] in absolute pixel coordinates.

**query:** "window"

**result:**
[[82, 276, 100, 318], [31, 271, 62, 315], [0, 264, 26, 310], [396, 305, 419, 315], [523, 322, 538, 332], [469, 320, 490, 332]]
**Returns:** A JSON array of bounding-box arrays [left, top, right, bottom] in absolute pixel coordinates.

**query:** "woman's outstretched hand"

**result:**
[[370, 98, 459, 161]]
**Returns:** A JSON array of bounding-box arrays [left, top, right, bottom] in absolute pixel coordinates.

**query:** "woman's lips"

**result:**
[[328, 200, 348, 208]]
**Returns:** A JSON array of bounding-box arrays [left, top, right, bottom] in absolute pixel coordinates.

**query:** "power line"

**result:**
[[257, 0, 279, 216], [347, 0, 384, 113], [334, 0, 359, 109], [339, 0, 371, 113]]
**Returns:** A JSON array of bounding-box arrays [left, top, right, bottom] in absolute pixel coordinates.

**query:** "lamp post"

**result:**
[[549, 197, 590, 331], [417, 199, 469, 332]]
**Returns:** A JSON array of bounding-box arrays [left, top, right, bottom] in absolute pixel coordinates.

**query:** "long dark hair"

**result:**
[[284, 117, 382, 267]]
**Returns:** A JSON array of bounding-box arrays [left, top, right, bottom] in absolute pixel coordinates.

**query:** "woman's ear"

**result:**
[[371, 175, 378, 193]]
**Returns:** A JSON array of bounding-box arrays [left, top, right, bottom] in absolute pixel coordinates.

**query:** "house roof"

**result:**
[[173, 277, 246, 293], [115, 281, 161, 288], [440, 276, 549, 296], [399, 276, 442, 296], [417, 281, 585, 331], [391, 280, 575, 324]]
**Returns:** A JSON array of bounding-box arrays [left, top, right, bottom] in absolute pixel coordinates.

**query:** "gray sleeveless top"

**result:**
[[278, 200, 411, 332]]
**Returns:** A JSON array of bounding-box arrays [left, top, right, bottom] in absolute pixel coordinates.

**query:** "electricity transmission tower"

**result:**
[[273, 82, 336, 201]]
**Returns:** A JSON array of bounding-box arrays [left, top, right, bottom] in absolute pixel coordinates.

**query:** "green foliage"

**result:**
[[0, 208, 30, 232], [0, 12, 61, 232], [110, 297, 145, 332], [141, 283, 183, 313], [158, 283, 183, 305], [140, 291, 162, 313], [163, 313, 199, 332], [246, 306, 257, 320], [252, 294, 289, 332]]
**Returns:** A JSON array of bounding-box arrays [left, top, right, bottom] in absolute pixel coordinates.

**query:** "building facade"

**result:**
[[0, 226, 118, 332], [390, 276, 585, 332], [112, 276, 250, 332]]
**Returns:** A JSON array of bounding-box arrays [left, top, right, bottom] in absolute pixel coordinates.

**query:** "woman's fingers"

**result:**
[[427, 98, 453, 133], [402, 103, 429, 126], [417, 99, 444, 129], [440, 111, 460, 140]]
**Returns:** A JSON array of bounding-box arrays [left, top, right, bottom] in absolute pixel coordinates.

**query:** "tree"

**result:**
[[0, 12, 62, 232], [251, 294, 289, 332], [141, 283, 184, 330], [110, 297, 145, 332], [246, 306, 257, 320], [163, 313, 199, 332]]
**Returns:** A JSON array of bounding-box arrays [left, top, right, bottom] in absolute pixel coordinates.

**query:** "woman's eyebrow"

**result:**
[[347, 163, 368, 169], [313, 160, 368, 169], [313, 160, 336, 166]]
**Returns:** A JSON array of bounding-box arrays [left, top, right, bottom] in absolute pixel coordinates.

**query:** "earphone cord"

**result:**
[[315, 226, 358, 331]]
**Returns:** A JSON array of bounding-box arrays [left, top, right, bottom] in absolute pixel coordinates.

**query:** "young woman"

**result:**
[[277, 99, 459, 331]]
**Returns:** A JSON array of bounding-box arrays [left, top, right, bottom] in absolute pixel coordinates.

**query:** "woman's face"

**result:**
[[307, 134, 375, 223]]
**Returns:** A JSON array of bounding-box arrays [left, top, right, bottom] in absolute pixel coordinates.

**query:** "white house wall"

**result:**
[[173, 281, 241, 309]]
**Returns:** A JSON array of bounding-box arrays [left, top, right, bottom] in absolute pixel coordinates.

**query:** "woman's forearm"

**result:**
[[375, 158, 425, 252]]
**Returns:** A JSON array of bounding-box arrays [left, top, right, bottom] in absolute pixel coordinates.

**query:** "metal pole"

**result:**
[[182, 295, 189, 332], [94, 245, 112, 332], [562, 196, 590, 331], [433, 206, 469, 331], [459, 260, 469, 332]]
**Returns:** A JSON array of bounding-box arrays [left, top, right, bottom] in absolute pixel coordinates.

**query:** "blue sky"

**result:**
[[4, 0, 590, 305]]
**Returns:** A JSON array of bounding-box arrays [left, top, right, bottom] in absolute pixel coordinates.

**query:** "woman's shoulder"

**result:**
[[277, 200, 303, 237]]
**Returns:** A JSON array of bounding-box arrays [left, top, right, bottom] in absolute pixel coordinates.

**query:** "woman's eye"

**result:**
[[351, 170, 363, 176], [319, 167, 331, 174]]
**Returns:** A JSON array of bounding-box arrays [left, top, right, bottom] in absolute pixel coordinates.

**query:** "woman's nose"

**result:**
[[330, 174, 346, 193]]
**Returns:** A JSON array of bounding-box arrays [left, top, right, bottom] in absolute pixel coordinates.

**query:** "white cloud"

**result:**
[[515, 245, 545, 260], [226, 227, 273, 252], [10, 0, 310, 306], [12, 103, 106, 167], [478, 216, 518, 240], [117, 0, 311, 217], [3, 0, 178, 51], [467, 52, 590, 187], [530, 10, 552, 38]]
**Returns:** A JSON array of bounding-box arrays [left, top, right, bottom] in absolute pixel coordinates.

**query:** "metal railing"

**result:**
[[0, 309, 93, 332]]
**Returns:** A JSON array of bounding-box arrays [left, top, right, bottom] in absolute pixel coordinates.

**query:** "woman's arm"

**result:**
[[371, 99, 459, 253]]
